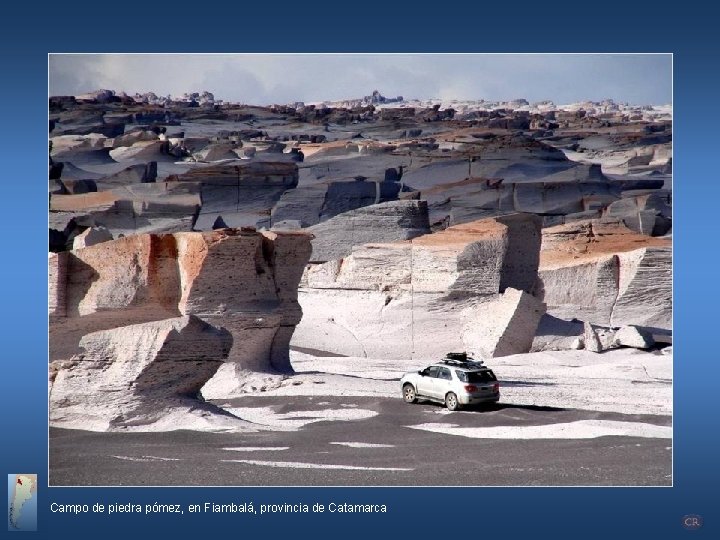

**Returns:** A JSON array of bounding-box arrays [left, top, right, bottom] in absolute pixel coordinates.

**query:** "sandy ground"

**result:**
[[230, 347, 672, 418]]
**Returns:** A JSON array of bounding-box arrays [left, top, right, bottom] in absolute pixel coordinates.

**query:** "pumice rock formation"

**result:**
[[49, 228, 312, 430], [306, 199, 431, 262], [168, 161, 299, 229], [293, 214, 545, 359], [47, 88, 673, 438], [534, 220, 671, 331], [49, 316, 255, 432]]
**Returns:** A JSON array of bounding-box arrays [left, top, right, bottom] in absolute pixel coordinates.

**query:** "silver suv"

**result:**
[[400, 353, 500, 411]]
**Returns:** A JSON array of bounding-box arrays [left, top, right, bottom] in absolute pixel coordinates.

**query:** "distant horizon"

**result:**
[[50, 88, 674, 109], [49, 53, 672, 106]]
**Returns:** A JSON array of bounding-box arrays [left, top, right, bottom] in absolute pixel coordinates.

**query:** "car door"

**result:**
[[433, 367, 453, 399], [416, 366, 439, 398]]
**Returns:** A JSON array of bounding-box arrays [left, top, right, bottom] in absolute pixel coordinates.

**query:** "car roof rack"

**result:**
[[439, 352, 486, 368]]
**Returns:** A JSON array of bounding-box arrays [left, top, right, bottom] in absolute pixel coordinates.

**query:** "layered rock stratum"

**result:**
[[49, 228, 312, 431], [294, 214, 545, 359], [535, 220, 671, 330]]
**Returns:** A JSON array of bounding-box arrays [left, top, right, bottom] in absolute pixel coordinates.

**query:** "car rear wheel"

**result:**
[[403, 384, 417, 404], [445, 392, 460, 411]]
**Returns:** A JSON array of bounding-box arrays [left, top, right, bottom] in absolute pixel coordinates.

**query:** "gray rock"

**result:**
[[531, 314, 584, 352], [604, 192, 671, 236], [613, 325, 655, 349], [71, 226, 113, 249], [583, 322, 616, 353], [308, 200, 431, 263]]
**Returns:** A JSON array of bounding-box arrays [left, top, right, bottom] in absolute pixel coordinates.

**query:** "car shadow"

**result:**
[[417, 401, 567, 413], [478, 403, 567, 412], [497, 380, 557, 387]]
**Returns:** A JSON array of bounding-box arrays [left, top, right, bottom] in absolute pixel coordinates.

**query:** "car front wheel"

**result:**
[[445, 392, 460, 411], [403, 384, 417, 404]]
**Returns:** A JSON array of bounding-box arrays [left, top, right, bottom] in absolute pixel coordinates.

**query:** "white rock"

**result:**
[[613, 325, 655, 349], [49, 316, 256, 432], [611, 247, 672, 329], [50, 229, 312, 378], [71, 226, 113, 249], [461, 288, 546, 358], [537, 222, 671, 330], [48, 252, 68, 318]]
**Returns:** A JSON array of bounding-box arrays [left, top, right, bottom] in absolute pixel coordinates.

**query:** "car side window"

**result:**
[[455, 370, 467, 382], [438, 367, 451, 380], [426, 366, 440, 378]]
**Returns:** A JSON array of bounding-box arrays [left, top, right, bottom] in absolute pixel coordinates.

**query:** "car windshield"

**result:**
[[455, 370, 497, 383]]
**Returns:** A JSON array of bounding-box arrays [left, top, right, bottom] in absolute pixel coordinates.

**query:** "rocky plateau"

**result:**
[[48, 89, 672, 433]]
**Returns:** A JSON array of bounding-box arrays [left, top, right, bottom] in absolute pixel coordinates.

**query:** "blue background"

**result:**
[[2, 1, 718, 538]]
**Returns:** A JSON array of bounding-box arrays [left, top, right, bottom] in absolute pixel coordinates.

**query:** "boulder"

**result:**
[[71, 226, 113, 249], [111, 130, 158, 148], [109, 140, 168, 162], [193, 143, 239, 162], [583, 322, 616, 353], [613, 325, 655, 349], [604, 192, 671, 236], [531, 314, 584, 352]]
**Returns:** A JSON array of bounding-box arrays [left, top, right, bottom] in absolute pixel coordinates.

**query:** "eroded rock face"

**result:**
[[611, 247, 672, 329], [71, 226, 113, 249], [49, 252, 68, 319], [461, 288, 545, 358], [49, 228, 312, 430], [50, 229, 313, 372], [49, 181, 202, 239], [49, 316, 256, 432], [171, 162, 299, 230], [604, 192, 671, 236], [535, 221, 671, 330], [270, 178, 408, 229], [303, 214, 541, 296], [307, 200, 431, 263], [293, 214, 545, 359]]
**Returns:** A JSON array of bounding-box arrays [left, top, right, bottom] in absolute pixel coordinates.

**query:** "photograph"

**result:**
[[47, 53, 672, 487]]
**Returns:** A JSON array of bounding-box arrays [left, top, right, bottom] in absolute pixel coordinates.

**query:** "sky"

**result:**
[[49, 54, 672, 105]]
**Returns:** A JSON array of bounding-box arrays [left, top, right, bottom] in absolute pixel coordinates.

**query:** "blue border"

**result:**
[[3, 2, 719, 538]]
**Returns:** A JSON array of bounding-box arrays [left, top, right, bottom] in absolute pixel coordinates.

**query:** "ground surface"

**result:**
[[49, 349, 672, 486]]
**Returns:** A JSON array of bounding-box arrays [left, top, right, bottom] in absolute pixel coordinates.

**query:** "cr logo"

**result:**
[[683, 515, 703, 530]]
